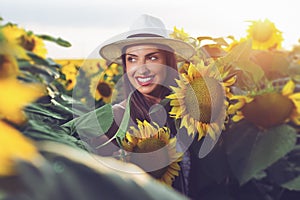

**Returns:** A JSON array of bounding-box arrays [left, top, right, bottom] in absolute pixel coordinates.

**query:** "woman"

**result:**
[[91, 14, 196, 197]]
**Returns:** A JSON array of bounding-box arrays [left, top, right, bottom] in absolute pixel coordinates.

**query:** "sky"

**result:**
[[1, 0, 299, 59]]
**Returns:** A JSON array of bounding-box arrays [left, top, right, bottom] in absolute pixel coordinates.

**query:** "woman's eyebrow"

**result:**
[[145, 52, 160, 57], [125, 53, 137, 57], [125, 51, 161, 57]]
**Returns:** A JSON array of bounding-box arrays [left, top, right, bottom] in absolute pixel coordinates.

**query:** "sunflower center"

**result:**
[[241, 92, 294, 128], [131, 138, 169, 179], [185, 77, 224, 123], [97, 82, 112, 97], [20, 36, 35, 51], [252, 23, 273, 42]]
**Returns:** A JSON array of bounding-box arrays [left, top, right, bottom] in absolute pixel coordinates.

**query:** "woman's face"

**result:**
[[125, 44, 168, 96]]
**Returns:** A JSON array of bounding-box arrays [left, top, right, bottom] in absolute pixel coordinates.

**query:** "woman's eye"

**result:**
[[148, 56, 157, 61], [127, 57, 136, 62]]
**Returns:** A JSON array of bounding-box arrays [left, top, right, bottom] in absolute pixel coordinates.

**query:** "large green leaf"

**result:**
[[95, 92, 133, 149], [62, 103, 114, 138], [217, 40, 265, 86], [225, 122, 297, 185], [22, 120, 86, 150], [1, 142, 188, 200]]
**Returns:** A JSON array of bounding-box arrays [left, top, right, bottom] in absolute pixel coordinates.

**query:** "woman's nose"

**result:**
[[136, 64, 150, 75]]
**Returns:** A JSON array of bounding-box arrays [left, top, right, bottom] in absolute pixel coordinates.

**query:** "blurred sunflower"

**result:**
[[20, 31, 47, 58], [80, 59, 102, 77], [2, 24, 47, 58], [0, 120, 39, 176], [81, 59, 121, 78], [228, 80, 300, 128], [121, 120, 183, 185], [0, 78, 45, 124], [104, 63, 122, 77], [55, 59, 81, 90], [89, 72, 116, 104], [0, 54, 19, 79], [246, 19, 283, 50], [167, 62, 235, 140], [0, 26, 29, 60], [169, 27, 190, 42]]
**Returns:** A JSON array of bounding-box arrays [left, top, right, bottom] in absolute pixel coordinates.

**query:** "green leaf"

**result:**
[[115, 91, 133, 141], [4, 142, 188, 200], [62, 104, 114, 138], [22, 120, 86, 150], [37, 34, 72, 47], [282, 176, 300, 191], [267, 147, 300, 191], [26, 102, 68, 121], [217, 40, 265, 85], [226, 122, 297, 185]]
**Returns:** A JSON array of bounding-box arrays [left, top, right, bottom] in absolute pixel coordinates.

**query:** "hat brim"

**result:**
[[99, 37, 195, 64]]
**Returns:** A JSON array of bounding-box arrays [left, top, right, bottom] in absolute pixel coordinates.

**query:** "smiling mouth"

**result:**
[[136, 75, 155, 86]]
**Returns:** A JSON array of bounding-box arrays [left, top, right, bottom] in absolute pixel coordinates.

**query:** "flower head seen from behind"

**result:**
[[121, 120, 183, 186], [229, 80, 300, 129]]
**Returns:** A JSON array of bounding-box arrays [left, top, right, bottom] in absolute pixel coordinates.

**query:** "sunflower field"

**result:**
[[1, 16, 300, 200]]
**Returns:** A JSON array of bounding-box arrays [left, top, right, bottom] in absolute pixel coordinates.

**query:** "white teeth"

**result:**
[[137, 77, 153, 83]]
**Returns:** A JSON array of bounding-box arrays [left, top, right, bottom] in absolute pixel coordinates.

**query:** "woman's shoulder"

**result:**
[[112, 100, 126, 110]]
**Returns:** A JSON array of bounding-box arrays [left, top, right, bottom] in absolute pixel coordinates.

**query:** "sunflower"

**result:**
[[89, 72, 116, 103], [0, 120, 39, 176], [81, 59, 121, 78], [246, 19, 283, 50], [2, 24, 47, 58], [0, 78, 45, 124], [0, 26, 29, 60], [104, 63, 122, 77], [80, 59, 102, 77], [121, 120, 183, 185], [167, 62, 235, 140], [228, 80, 300, 128], [20, 32, 47, 58], [0, 54, 19, 79], [55, 59, 82, 90], [169, 27, 190, 42]]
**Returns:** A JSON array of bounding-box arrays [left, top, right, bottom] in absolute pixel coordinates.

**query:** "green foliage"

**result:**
[[0, 142, 188, 200], [225, 122, 297, 185], [37, 34, 72, 47], [62, 103, 114, 138], [267, 146, 300, 190], [16, 46, 91, 151], [217, 40, 265, 88]]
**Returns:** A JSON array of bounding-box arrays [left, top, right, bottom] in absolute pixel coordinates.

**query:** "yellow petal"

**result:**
[[232, 113, 244, 122], [0, 78, 45, 124], [282, 80, 295, 96], [0, 120, 38, 176]]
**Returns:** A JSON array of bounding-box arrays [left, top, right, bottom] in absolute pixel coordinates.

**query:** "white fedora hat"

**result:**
[[99, 14, 195, 64]]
